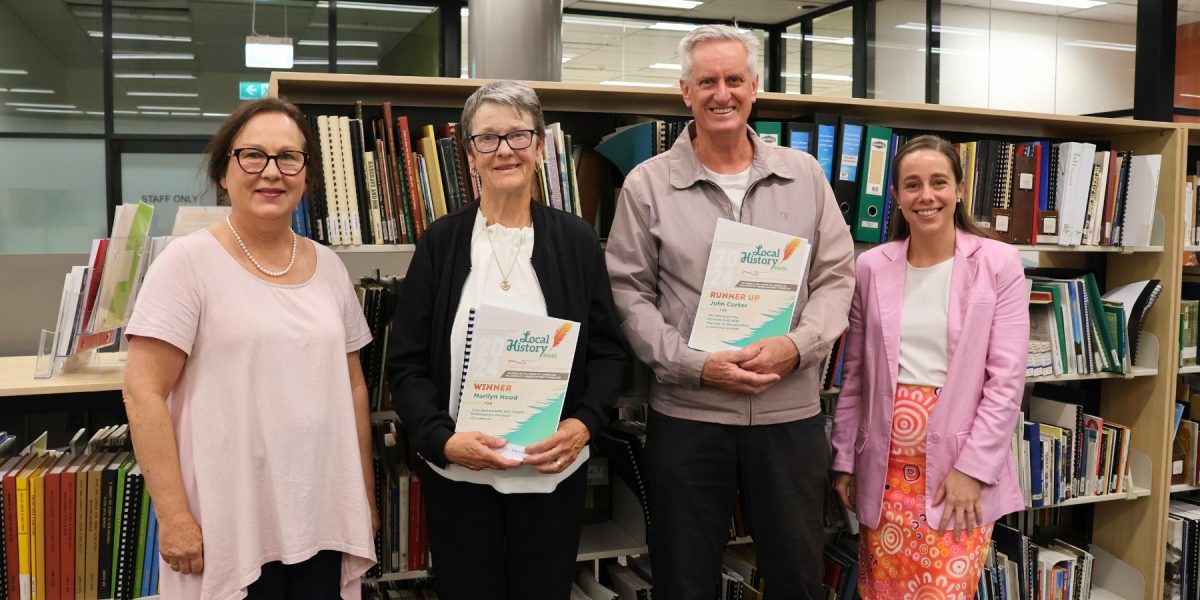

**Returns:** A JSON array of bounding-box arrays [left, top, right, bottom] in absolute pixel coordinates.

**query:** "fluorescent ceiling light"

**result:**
[[600, 80, 673, 88], [807, 35, 854, 45], [115, 73, 195, 79], [297, 39, 380, 48], [649, 63, 682, 70], [315, 1, 435, 13], [127, 91, 199, 97], [140, 111, 170, 116], [113, 53, 194, 60], [86, 111, 105, 116], [74, 9, 189, 23], [5, 101, 76, 109], [562, 54, 579, 63], [1062, 39, 1135, 51], [781, 72, 802, 78], [6, 88, 54, 94], [812, 73, 852, 81], [88, 31, 192, 43], [0, 68, 29, 75], [650, 22, 700, 32], [293, 59, 379, 66], [114, 110, 138, 115], [203, 112, 231, 118], [584, 0, 703, 9], [137, 105, 200, 111], [781, 33, 803, 40], [894, 22, 983, 35], [15, 108, 82, 114], [563, 16, 645, 28], [1007, 0, 1106, 8]]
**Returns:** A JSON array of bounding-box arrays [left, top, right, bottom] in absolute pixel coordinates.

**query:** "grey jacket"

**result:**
[[605, 124, 855, 425]]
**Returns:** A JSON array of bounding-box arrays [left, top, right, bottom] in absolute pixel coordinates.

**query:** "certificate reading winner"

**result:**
[[456, 304, 581, 461], [688, 219, 811, 352]]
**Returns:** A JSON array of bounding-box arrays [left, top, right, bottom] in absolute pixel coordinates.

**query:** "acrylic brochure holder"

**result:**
[[34, 234, 149, 380]]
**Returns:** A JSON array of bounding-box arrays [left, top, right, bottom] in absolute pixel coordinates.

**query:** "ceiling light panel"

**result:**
[[315, 1, 435, 13], [88, 31, 192, 43], [584, 0, 703, 9]]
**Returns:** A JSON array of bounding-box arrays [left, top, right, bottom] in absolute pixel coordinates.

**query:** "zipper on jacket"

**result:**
[[701, 179, 739, 223]]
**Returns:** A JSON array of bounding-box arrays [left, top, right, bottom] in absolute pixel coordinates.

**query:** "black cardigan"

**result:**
[[386, 200, 628, 468]]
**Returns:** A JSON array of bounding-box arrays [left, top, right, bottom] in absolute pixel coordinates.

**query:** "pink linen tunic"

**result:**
[[126, 230, 376, 600]]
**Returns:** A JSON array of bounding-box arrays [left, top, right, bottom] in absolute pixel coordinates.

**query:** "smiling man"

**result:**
[[605, 24, 855, 600]]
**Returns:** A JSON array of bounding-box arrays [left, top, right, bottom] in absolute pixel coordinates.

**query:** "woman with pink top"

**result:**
[[831, 135, 1028, 599], [124, 98, 378, 600]]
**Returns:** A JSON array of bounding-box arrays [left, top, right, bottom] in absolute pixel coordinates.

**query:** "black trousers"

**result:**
[[647, 409, 830, 600], [245, 550, 342, 600], [420, 463, 588, 600]]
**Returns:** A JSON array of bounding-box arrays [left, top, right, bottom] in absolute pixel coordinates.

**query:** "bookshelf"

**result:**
[[271, 73, 1188, 599]]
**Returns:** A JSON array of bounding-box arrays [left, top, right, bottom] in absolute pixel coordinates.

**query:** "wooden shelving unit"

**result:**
[[263, 72, 1187, 599]]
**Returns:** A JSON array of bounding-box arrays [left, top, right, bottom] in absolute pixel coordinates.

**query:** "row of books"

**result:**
[[299, 104, 589, 247], [1025, 273, 1162, 378], [1, 426, 159, 600], [967, 142, 1161, 249], [1167, 496, 1200, 600], [821, 534, 857, 600], [1017, 386, 1133, 508], [1182, 175, 1200, 248], [1171, 376, 1200, 487], [368, 415, 428, 578], [355, 277, 400, 412], [749, 116, 1162, 249], [987, 524, 1097, 600], [49, 204, 159, 361]]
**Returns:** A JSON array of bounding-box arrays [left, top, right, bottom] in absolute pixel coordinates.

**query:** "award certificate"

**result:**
[[456, 304, 581, 460], [688, 219, 811, 352]]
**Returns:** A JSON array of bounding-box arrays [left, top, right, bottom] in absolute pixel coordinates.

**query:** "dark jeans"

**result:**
[[420, 463, 588, 599], [245, 550, 342, 600], [647, 409, 830, 600]]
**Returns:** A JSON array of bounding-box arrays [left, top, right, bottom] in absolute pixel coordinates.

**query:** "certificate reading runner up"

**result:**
[[688, 219, 811, 352]]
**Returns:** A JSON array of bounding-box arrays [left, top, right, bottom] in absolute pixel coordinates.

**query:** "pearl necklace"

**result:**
[[225, 215, 297, 278]]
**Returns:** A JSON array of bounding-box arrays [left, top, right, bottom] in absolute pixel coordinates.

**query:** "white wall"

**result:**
[[939, 5, 1134, 114]]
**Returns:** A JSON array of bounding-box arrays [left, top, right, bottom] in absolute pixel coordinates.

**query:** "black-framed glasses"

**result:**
[[468, 129, 538, 153], [229, 148, 309, 175]]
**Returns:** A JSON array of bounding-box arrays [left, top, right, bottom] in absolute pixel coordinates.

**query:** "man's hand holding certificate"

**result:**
[[689, 219, 812, 353], [456, 305, 581, 461]]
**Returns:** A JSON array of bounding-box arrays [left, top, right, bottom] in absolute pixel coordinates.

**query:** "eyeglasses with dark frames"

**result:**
[[229, 148, 309, 176], [468, 129, 538, 154]]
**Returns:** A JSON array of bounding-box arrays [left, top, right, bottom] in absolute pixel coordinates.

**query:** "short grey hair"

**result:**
[[678, 24, 759, 83], [460, 80, 546, 153]]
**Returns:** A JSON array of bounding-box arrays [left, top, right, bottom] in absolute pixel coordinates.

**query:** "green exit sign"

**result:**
[[239, 81, 269, 100]]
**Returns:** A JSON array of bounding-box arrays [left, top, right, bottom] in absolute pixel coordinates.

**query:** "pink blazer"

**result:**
[[831, 232, 1029, 529]]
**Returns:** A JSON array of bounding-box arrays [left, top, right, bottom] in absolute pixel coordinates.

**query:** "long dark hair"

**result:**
[[887, 134, 993, 241], [205, 98, 321, 193]]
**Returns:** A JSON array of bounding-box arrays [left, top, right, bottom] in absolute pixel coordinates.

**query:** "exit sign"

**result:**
[[239, 81, 269, 100]]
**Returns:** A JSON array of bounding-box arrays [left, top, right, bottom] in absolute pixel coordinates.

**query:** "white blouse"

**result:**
[[897, 257, 954, 387]]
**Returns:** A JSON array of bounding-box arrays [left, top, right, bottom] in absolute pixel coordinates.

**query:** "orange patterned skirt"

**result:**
[[858, 383, 993, 600]]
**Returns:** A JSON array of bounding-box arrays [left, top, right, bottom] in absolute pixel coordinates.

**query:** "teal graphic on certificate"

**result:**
[[688, 219, 811, 352], [456, 305, 581, 461]]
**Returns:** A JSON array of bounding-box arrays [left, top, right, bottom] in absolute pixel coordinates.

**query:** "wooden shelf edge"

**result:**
[[1170, 483, 1200, 493], [1179, 365, 1200, 375], [365, 570, 430, 583], [1028, 486, 1151, 510], [331, 244, 416, 253]]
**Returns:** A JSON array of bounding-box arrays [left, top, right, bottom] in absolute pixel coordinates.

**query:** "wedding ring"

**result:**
[[555, 459, 562, 468]]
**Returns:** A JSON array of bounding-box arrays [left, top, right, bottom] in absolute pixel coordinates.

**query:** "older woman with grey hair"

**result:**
[[385, 80, 627, 599]]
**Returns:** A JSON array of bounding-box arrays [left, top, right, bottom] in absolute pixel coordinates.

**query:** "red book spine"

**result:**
[[382, 102, 408, 244], [397, 116, 426, 239]]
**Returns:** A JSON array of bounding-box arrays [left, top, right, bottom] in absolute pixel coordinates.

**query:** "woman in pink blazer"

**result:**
[[831, 135, 1028, 600]]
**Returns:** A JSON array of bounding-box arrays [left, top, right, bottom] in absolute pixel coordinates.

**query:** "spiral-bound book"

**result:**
[[456, 305, 581, 461]]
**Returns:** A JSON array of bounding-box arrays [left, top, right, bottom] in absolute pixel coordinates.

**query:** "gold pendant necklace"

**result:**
[[484, 221, 523, 291]]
